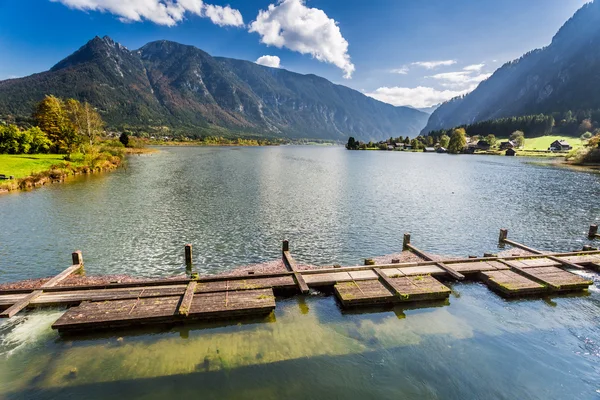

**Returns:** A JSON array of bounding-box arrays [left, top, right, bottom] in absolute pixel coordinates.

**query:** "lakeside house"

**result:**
[[436, 147, 447, 153], [549, 140, 572, 151], [499, 140, 516, 150], [505, 148, 516, 156], [423, 147, 436, 152], [477, 140, 491, 150]]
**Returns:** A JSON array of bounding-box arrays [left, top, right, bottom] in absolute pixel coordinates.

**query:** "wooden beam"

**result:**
[[499, 229, 508, 243], [0, 290, 42, 318], [589, 225, 599, 239], [402, 233, 411, 251], [41, 264, 82, 289], [503, 238, 585, 270], [177, 281, 197, 316], [283, 250, 309, 294], [406, 243, 465, 281], [373, 268, 400, 296], [184, 244, 193, 266]]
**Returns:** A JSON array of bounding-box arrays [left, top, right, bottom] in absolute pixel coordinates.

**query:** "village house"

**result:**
[[549, 140, 572, 151], [505, 148, 516, 156], [499, 140, 516, 150], [477, 140, 491, 150], [423, 147, 436, 152]]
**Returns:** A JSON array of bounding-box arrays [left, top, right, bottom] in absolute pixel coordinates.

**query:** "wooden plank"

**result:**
[[0, 290, 43, 318], [282, 250, 309, 294], [373, 268, 402, 296], [41, 265, 82, 289], [302, 272, 352, 286], [406, 244, 465, 280], [177, 281, 197, 316]]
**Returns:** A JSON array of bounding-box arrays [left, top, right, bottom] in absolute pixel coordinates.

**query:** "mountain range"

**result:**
[[0, 37, 428, 141], [422, 0, 600, 134]]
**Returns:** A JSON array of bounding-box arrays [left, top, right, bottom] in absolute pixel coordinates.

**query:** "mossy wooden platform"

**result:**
[[52, 288, 276, 333], [334, 275, 450, 307], [1, 229, 599, 335], [480, 270, 547, 297]]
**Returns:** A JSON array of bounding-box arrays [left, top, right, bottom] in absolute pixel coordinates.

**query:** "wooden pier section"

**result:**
[[0, 229, 599, 334]]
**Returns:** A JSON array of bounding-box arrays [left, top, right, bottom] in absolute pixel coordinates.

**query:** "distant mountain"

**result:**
[[0, 36, 428, 141], [415, 104, 440, 115], [422, 0, 600, 134]]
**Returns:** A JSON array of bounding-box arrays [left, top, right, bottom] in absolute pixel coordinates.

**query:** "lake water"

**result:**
[[1, 146, 600, 399]]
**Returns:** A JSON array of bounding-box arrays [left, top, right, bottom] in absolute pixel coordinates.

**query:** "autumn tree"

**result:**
[[486, 134, 497, 147], [448, 128, 467, 154], [33, 95, 77, 153], [65, 99, 104, 146]]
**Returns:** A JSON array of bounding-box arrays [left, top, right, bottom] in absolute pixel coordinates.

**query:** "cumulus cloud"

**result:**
[[50, 0, 244, 27], [365, 86, 470, 109], [411, 60, 456, 69], [256, 55, 281, 68], [428, 66, 491, 89], [463, 63, 484, 71], [389, 66, 409, 75], [249, 0, 354, 78]]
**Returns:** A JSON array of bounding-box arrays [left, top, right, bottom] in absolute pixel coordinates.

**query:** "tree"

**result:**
[[579, 118, 593, 133], [120, 132, 130, 147], [439, 134, 450, 148], [448, 128, 467, 154], [33, 95, 75, 153], [346, 136, 358, 150], [486, 134, 497, 148], [65, 99, 104, 146], [28, 127, 52, 153], [510, 130, 525, 148]]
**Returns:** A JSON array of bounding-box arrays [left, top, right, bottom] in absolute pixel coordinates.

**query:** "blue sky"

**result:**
[[0, 0, 589, 108]]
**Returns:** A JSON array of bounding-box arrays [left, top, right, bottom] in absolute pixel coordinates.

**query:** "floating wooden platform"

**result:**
[[0, 229, 598, 335], [52, 288, 276, 333], [334, 274, 450, 307]]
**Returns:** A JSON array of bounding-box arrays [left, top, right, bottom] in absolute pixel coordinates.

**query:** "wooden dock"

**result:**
[[0, 229, 598, 334]]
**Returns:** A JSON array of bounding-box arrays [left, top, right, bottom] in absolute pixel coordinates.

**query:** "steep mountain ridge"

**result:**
[[422, 0, 600, 134], [0, 36, 428, 141]]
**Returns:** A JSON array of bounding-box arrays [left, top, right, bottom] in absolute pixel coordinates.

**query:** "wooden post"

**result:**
[[72, 251, 83, 266], [589, 225, 598, 239], [184, 244, 193, 266], [499, 229, 508, 243], [403, 233, 411, 251], [282, 240, 289, 253]]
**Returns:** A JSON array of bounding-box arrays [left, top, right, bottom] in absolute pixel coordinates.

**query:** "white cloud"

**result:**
[[256, 55, 281, 68], [365, 86, 470, 108], [204, 4, 243, 27], [390, 66, 409, 75], [412, 60, 456, 69], [428, 70, 491, 88], [249, 0, 354, 78], [50, 0, 244, 27], [463, 63, 484, 71]]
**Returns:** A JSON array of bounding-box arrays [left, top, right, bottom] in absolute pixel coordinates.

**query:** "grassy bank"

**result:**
[[0, 154, 82, 179], [0, 148, 125, 193], [523, 135, 585, 151]]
